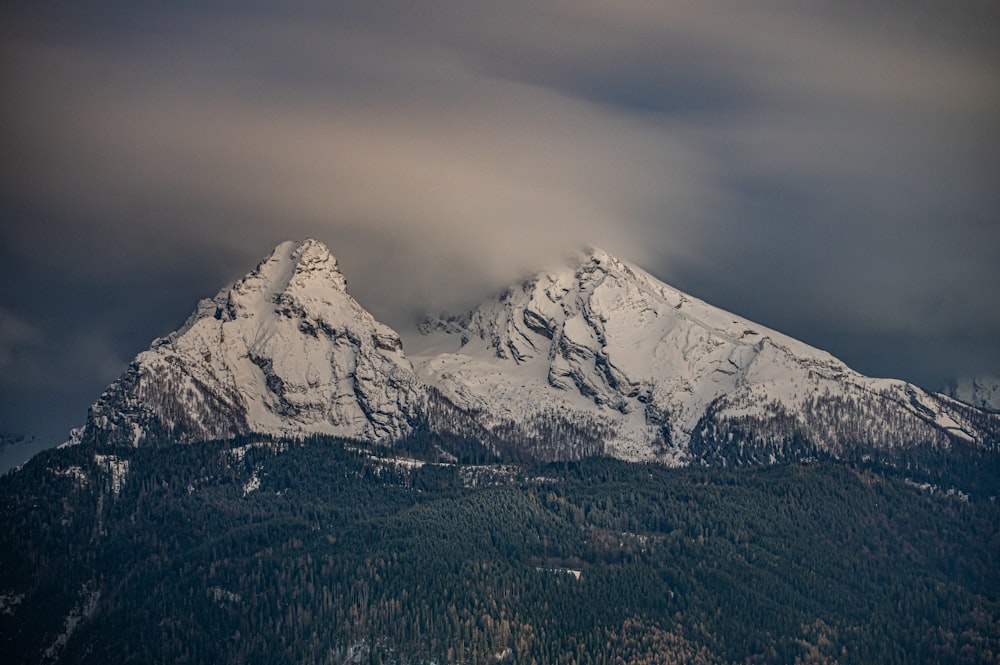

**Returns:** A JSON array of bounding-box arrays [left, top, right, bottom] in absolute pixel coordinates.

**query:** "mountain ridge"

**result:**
[[66, 239, 998, 464], [414, 247, 991, 462]]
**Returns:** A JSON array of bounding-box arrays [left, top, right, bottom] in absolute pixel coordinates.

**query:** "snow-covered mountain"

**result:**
[[415, 249, 994, 463], [71, 239, 421, 447], [69, 240, 998, 464]]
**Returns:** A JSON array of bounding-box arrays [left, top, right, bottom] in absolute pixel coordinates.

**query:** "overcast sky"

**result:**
[[2, 1, 999, 464]]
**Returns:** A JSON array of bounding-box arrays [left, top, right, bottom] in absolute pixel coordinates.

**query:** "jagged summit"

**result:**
[[72, 239, 420, 447], [414, 247, 992, 462], [172, 239, 349, 337], [220, 238, 347, 313], [248, 238, 347, 290]]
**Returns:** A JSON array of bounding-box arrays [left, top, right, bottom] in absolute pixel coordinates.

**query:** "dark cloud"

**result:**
[[2, 1, 999, 467]]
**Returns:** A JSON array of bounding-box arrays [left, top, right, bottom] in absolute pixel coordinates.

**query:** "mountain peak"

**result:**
[[67, 240, 998, 465], [289, 238, 344, 280], [580, 245, 614, 263], [73, 238, 420, 447], [265, 238, 347, 293], [554, 246, 622, 274], [213, 239, 348, 324], [551, 246, 660, 289], [414, 245, 995, 462]]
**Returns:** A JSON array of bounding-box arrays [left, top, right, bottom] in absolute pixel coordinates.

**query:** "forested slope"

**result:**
[[2, 436, 998, 664]]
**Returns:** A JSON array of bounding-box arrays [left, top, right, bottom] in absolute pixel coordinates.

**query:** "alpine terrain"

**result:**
[[69, 239, 998, 465], [4, 238, 999, 664], [70, 240, 422, 448]]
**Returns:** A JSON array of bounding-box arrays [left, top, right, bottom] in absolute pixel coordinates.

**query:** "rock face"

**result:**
[[70, 240, 998, 464], [414, 249, 995, 463], [946, 376, 1000, 412], [74, 240, 421, 447]]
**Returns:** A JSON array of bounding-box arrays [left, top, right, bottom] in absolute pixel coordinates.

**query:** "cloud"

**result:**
[[2, 12, 721, 319]]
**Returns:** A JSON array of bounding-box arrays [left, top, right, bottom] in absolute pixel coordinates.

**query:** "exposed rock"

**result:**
[[946, 375, 1000, 411], [75, 240, 421, 447], [71, 241, 999, 466], [413, 248, 996, 463]]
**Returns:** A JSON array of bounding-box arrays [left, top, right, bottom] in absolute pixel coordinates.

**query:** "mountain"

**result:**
[[5, 240, 999, 664], [67, 240, 998, 465], [415, 249, 996, 464], [69, 239, 421, 448]]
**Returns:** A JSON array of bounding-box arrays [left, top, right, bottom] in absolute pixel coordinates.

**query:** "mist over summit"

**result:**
[[69, 239, 999, 466]]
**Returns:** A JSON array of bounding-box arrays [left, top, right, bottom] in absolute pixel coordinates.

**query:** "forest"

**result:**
[[1, 433, 998, 664]]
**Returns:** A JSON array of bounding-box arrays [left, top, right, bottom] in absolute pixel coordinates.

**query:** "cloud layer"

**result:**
[[2, 1, 998, 457]]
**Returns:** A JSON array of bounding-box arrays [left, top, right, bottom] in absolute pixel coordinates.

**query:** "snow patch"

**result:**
[[42, 583, 100, 663], [209, 586, 242, 605], [904, 479, 970, 502], [370, 455, 426, 469], [93, 454, 129, 495], [536, 567, 582, 579], [58, 427, 84, 448], [53, 465, 88, 489], [0, 591, 24, 615], [227, 439, 288, 463], [242, 473, 260, 496]]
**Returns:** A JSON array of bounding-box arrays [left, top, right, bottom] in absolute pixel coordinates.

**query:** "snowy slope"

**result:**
[[413, 249, 991, 463], [68, 240, 996, 465], [71, 240, 421, 447]]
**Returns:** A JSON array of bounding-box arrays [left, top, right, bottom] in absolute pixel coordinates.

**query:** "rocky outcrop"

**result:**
[[946, 375, 1000, 411]]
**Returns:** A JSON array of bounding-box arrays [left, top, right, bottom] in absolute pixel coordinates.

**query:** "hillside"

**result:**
[[2, 436, 998, 664]]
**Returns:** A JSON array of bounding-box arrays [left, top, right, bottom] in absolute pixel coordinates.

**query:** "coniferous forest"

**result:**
[[1, 434, 998, 664]]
